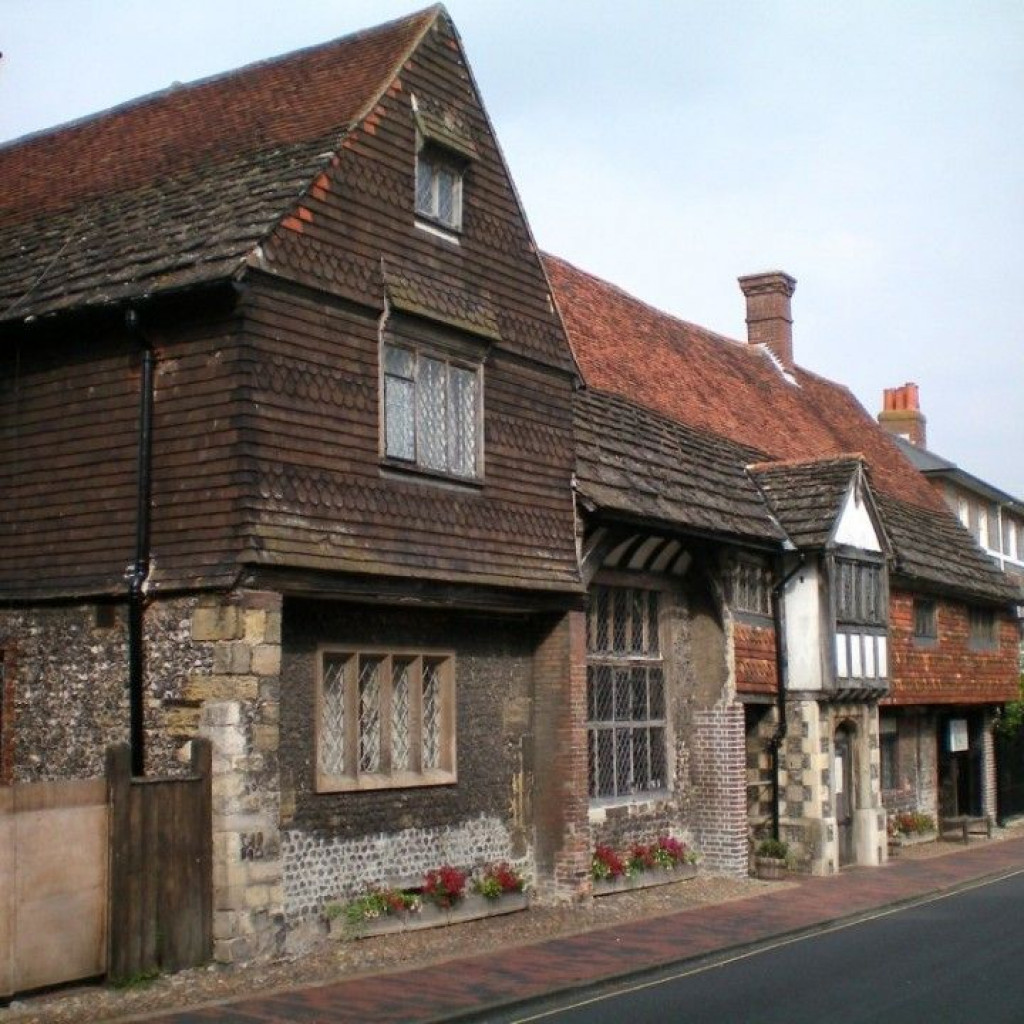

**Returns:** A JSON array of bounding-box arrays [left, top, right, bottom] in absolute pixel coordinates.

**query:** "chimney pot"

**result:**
[[738, 271, 797, 370], [878, 382, 927, 447]]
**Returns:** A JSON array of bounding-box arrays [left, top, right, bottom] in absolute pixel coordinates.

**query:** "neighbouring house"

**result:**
[[545, 255, 1020, 872], [878, 382, 1024, 818], [1, 3, 1019, 973]]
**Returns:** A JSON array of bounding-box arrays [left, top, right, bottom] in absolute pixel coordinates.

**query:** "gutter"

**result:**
[[769, 549, 805, 842], [125, 308, 153, 776]]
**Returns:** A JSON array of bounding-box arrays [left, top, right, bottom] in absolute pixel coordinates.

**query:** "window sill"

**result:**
[[588, 793, 671, 824], [415, 218, 461, 244], [316, 769, 457, 793], [380, 458, 484, 492], [912, 636, 938, 649]]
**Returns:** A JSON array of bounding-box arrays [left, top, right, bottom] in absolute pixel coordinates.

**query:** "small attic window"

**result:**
[[411, 94, 476, 236], [416, 145, 463, 231]]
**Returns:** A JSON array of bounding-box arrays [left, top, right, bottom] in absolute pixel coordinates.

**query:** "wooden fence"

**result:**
[[107, 740, 213, 983], [1, 778, 108, 997]]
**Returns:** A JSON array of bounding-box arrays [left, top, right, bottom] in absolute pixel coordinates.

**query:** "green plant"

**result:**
[[328, 886, 421, 927], [755, 837, 789, 860], [892, 810, 935, 836]]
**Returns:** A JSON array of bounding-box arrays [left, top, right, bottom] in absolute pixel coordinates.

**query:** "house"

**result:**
[[1, 3, 1019, 972], [0, 7, 585, 962], [879, 383, 1024, 593], [546, 255, 1020, 870]]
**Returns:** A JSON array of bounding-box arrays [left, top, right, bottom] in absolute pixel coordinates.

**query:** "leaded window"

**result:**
[[415, 146, 463, 230], [586, 586, 667, 801], [317, 649, 456, 791], [835, 558, 886, 627], [730, 558, 772, 617], [383, 342, 480, 478]]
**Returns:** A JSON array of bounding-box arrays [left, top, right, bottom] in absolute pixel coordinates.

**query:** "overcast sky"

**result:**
[[3, 1, 1022, 496]]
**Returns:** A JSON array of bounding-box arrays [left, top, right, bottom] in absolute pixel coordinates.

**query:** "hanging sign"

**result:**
[[949, 718, 969, 753]]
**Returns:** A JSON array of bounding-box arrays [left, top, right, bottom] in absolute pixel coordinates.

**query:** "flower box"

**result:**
[[754, 855, 788, 881], [331, 891, 529, 940], [592, 863, 697, 896]]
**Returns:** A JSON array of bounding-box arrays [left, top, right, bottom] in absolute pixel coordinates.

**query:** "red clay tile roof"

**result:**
[[0, 6, 439, 321], [549, 254, 1018, 604], [544, 253, 943, 514]]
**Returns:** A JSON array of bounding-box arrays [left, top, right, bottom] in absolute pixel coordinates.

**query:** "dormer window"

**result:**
[[415, 146, 463, 231]]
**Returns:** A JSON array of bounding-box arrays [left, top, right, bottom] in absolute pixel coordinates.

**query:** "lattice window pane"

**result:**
[[633, 728, 650, 790], [615, 728, 633, 794], [447, 365, 477, 476], [631, 666, 648, 719], [649, 667, 665, 719], [613, 668, 632, 720], [391, 658, 412, 772], [358, 656, 382, 773], [591, 665, 613, 721], [437, 166, 456, 226], [595, 588, 609, 652], [417, 356, 447, 471], [595, 729, 614, 797], [649, 728, 666, 789], [384, 374, 415, 461], [415, 156, 434, 217], [320, 655, 348, 777], [647, 590, 660, 654], [612, 589, 628, 653], [422, 659, 442, 770]]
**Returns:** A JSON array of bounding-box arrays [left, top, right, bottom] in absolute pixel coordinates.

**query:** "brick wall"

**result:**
[[888, 589, 1018, 705], [532, 610, 590, 901]]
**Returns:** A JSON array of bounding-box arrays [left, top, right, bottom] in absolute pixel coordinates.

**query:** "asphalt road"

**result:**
[[485, 868, 1024, 1024]]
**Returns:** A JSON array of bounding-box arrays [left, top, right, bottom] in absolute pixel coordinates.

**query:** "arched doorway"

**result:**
[[835, 722, 857, 867]]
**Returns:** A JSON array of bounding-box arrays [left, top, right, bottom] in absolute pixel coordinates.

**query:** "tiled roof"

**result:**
[[878, 494, 1018, 602], [0, 7, 438, 322], [574, 389, 782, 545], [750, 456, 865, 550], [544, 253, 942, 513], [549, 254, 1016, 604]]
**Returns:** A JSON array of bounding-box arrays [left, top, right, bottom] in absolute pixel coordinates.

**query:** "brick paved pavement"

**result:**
[[126, 836, 1024, 1024]]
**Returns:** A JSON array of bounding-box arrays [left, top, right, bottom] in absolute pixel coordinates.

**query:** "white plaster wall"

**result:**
[[783, 562, 823, 691], [833, 485, 882, 551]]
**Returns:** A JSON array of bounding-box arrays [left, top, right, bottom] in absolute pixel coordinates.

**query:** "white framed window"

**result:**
[[316, 648, 456, 792], [957, 495, 970, 528], [978, 505, 990, 549], [415, 146, 463, 231], [586, 585, 667, 801], [382, 341, 481, 479]]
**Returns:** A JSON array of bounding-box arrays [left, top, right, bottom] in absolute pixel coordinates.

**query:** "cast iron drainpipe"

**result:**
[[126, 308, 153, 777], [769, 549, 805, 842]]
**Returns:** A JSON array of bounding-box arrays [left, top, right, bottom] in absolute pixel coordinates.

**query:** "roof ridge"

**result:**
[[543, 251, 753, 355], [748, 453, 866, 473]]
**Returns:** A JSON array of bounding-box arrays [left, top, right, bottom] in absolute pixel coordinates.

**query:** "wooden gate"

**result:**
[[106, 740, 213, 984]]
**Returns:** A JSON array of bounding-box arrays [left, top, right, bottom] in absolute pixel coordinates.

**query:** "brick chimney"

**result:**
[[878, 382, 927, 448], [738, 271, 797, 370]]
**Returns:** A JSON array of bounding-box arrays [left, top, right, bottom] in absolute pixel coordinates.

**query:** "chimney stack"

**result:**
[[738, 271, 797, 370], [878, 382, 927, 448]]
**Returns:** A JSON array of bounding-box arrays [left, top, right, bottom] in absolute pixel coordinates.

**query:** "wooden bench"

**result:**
[[942, 815, 993, 844]]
